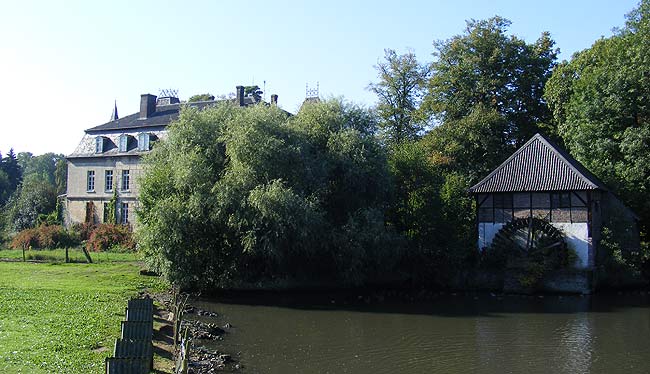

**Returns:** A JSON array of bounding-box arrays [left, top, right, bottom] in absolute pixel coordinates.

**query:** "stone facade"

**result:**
[[65, 155, 145, 226], [65, 93, 180, 227]]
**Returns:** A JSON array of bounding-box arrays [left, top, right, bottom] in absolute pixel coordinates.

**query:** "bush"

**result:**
[[597, 225, 648, 286], [10, 228, 39, 249], [70, 222, 96, 242], [9, 225, 76, 249], [36, 211, 60, 227], [86, 224, 135, 252]]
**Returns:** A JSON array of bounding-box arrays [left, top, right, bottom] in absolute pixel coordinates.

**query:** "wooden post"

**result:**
[[65, 247, 69, 263], [22, 245, 26, 262], [82, 247, 93, 263], [180, 327, 189, 374]]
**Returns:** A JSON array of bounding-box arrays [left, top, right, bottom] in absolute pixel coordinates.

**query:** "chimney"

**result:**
[[139, 94, 157, 119], [271, 94, 278, 105], [236, 85, 244, 106]]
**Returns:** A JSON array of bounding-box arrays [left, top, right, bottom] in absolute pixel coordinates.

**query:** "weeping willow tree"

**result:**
[[137, 100, 402, 289]]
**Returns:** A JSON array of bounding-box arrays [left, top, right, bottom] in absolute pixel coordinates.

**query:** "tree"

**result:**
[[0, 168, 10, 205], [244, 85, 263, 102], [544, 0, 650, 230], [54, 158, 67, 196], [5, 175, 57, 231], [138, 99, 399, 289], [422, 17, 558, 148], [369, 49, 430, 145], [1, 148, 22, 195], [422, 104, 511, 181], [188, 93, 215, 102], [17, 152, 64, 185]]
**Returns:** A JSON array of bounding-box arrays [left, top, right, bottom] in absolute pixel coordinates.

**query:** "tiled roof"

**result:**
[[470, 133, 607, 193], [85, 99, 256, 133]]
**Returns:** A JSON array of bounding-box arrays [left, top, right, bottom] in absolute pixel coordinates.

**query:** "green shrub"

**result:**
[[598, 225, 648, 285], [86, 224, 135, 252], [70, 222, 96, 242], [36, 211, 60, 227]]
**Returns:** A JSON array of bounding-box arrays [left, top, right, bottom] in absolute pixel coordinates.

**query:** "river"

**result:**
[[191, 291, 650, 374]]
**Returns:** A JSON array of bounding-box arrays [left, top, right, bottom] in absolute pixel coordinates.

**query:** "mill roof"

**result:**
[[470, 133, 607, 193]]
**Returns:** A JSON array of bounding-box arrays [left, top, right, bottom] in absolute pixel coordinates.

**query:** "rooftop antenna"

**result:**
[[306, 82, 319, 99]]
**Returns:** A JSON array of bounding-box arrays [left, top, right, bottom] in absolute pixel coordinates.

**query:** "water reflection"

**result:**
[[558, 313, 593, 374], [193, 293, 650, 374]]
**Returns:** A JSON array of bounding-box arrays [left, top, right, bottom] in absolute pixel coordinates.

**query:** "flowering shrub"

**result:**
[[86, 224, 135, 252], [10, 228, 39, 249], [10, 225, 76, 249]]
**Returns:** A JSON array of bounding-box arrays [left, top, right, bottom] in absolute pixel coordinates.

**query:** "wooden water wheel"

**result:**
[[491, 217, 566, 254]]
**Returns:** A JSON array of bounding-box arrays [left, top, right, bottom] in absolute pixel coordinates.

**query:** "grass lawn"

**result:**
[[0, 250, 168, 374], [0, 248, 138, 263]]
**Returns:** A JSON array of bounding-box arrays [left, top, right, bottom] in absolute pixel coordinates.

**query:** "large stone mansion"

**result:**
[[64, 86, 277, 226]]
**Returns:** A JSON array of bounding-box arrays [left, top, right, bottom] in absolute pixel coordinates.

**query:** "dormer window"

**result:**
[[119, 134, 128, 152], [138, 133, 150, 151], [95, 136, 104, 153]]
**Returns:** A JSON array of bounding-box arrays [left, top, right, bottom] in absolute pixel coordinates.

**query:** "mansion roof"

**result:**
[[85, 98, 257, 133], [470, 133, 607, 193], [68, 87, 274, 158]]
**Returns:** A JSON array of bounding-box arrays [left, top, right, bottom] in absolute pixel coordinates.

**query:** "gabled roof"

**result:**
[[470, 133, 607, 193]]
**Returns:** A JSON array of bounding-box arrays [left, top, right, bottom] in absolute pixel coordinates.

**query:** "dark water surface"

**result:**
[[192, 292, 650, 374]]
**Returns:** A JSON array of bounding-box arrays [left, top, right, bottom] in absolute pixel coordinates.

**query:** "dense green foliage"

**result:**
[[0, 149, 22, 203], [5, 176, 57, 231], [369, 49, 430, 144], [0, 256, 166, 374], [17, 152, 65, 186], [423, 17, 558, 148], [545, 0, 650, 231], [139, 9, 650, 289], [372, 16, 559, 285], [138, 100, 401, 289], [0, 150, 65, 243]]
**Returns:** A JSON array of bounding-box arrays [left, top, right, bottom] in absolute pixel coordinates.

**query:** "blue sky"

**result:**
[[0, 0, 639, 156]]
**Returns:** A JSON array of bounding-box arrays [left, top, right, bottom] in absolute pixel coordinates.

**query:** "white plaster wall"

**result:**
[[553, 223, 589, 269], [478, 223, 504, 250]]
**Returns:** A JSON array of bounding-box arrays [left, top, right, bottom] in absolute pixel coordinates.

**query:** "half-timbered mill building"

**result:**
[[470, 133, 639, 269], [64, 86, 279, 226]]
